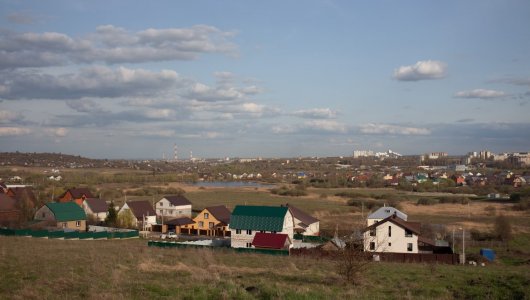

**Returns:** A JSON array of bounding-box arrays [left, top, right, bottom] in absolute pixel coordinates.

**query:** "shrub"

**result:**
[[417, 198, 437, 206], [347, 199, 378, 209]]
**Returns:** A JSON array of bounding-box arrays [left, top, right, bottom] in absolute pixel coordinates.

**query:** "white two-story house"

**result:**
[[155, 195, 192, 220], [363, 213, 422, 253]]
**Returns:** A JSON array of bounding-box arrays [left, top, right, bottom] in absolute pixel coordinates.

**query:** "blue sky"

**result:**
[[0, 1, 529, 159]]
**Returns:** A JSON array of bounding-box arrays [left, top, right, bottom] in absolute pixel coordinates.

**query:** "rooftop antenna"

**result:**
[[190, 150, 193, 161], [174, 143, 178, 161]]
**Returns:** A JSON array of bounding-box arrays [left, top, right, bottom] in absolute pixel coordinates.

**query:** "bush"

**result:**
[[336, 191, 366, 198], [347, 199, 378, 209], [438, 196, 469, 204], [470, 229, 496, 241], [270, 186, 307, 197], [417, 198, 437, 206]]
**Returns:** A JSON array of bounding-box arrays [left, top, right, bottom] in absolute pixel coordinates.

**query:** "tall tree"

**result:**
[[105, 201, 117, 227]]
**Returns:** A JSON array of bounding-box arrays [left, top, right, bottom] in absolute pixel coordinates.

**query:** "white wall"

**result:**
[[155, 199, 192, 218], [364, 221, 418, 254]]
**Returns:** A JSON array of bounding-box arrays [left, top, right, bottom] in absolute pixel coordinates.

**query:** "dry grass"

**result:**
[[1, 237, 529, 299]]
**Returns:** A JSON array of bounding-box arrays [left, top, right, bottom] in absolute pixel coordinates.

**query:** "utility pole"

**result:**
[[462, 228, 466, 265]]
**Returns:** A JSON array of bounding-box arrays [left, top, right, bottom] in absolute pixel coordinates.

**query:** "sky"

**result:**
[[0, 1, 529, 159]]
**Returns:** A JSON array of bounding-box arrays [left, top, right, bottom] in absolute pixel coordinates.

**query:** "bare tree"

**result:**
[[494, 214, 512, 247]]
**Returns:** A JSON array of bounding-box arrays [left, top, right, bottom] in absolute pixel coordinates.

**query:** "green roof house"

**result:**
[[35, 202, 87, 231], [229, 205, 294, 248]]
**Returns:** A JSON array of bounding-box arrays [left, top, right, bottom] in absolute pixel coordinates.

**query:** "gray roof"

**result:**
[[367, 206, 407, 221]]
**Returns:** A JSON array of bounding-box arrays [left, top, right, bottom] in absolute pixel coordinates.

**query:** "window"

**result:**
[[246, 229, 252, 235], [246, 242, 252, 248], [209, 222, 214, 229], [235, 229, 241, 234], [260, 230, 265, 233], [204, 213, 209, 219], [76, 221, 80, 227], [388, 242, 392, 247], [198, 221, 204, 228], [388, 226, 392, 237], [405, 229, 413, 237], [62, 223, 67, 228], [42, 212, 45, 218], [159, 209, 163, 214], [369, 242, 375, 250], [369, 228, 376, 237], [407, 243, 413, 252]]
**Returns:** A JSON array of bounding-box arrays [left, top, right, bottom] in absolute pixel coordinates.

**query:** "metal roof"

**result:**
[[46, 202, 86, 222], [230, 205, 288, 231], [252, 232, 290, 249], [367, 206, 407, 221]]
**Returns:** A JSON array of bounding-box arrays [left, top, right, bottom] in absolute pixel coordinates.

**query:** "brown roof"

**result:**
[[8, 187, 37, 205], [163, 195, 192, 206], [84, 198, 108, 213], [0, 194, 18, 211], [418, 236, 436, 246], [66, 188, 94, 199], [286, 204, 319, 225], [125, 201, 155, 219], [205, 205, 231, 224], [165, 217, 195, 226], [363, 214, 421, 235]]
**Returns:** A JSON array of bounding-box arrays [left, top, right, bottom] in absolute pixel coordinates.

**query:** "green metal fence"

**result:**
[[0, 227, 139, 240], [147, 240, 289, 256]]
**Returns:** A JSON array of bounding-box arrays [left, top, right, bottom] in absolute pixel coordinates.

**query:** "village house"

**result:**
[[6, 186, 37, 213], [119, 200, 156, 230], [58, 188, 95, 206], [0, 194, 20, 226], [229, 205, 294, 248], [367, 206, 408, 226], [34, 202, 87, 231], [155, 195, 192, 220], [363, 212, 442, 254], [183, 205, 231, 237], [82, 198, 109, 223], [285, 204, 319, 236]]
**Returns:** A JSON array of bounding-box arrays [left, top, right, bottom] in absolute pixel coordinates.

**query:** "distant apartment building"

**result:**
[[427, 152, 448, 160], [508, 152, 530, 166], [353, 150, 374, 158]]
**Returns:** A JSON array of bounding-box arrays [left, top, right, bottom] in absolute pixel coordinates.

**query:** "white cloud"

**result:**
[[44, 127, 68, 137], [292, 108, 337, 119], [304, 120, 347, 133], [393, 60, 447, 81], [0, 127, 31, 136], [271, 120, 347, 134], [0, 66, 180, 100], [454, 89, 507, 99], [359, 123, 431, 135], [0, 25, 238, 69]]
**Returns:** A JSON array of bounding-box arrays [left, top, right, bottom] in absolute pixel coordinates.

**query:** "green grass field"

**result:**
[[0, 237, 528, 299]]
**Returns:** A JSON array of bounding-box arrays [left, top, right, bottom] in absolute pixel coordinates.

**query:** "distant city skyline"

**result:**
[[1, 1, 529, 159]]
